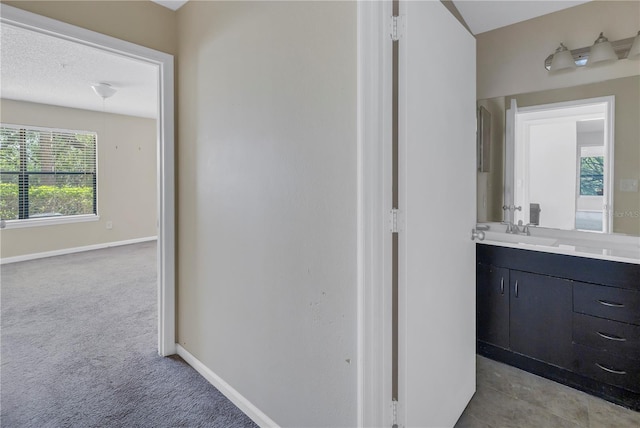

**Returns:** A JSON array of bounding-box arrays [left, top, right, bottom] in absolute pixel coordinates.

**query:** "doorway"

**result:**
[[513, 97, 614, 233], [1, 4, 176, 356]]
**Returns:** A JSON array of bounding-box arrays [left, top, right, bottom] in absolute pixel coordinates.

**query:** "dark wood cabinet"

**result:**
[[476, 263, 509, 348], [572, 313, 640, 355], [571, 344, 640, 393], [476, 265, 573, 368], [509, 271, 573, 369], [574, 282, 640, 325], [476, 244, 640, 411]]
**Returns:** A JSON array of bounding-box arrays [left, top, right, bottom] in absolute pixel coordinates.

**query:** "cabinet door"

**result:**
[[510, 271, 573, 369], [477, 263, 509, 349]]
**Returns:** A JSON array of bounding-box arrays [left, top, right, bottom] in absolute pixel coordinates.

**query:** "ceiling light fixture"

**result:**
[[544, 31, 640, 71], [91, 82, 117, 99]]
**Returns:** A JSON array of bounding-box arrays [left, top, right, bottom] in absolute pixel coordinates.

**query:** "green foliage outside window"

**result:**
[[0, 125, 96, 221], [0, 183, 94, 220], [579, 156, 604, 196]]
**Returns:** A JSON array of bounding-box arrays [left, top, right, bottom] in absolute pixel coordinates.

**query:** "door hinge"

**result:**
[[389, 208, 400, 233], [390, 16, 403, 41]]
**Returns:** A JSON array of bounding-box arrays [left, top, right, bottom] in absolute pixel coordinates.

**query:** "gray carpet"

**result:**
[[1, 241, 258, 428]]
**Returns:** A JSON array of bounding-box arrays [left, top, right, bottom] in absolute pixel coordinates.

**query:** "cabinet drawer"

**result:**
[[573, 283, 640, 325], [572, 344, 640, 393], [573, 313, 640, 358]]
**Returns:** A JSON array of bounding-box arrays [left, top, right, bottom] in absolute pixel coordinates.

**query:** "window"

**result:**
[[579, 156, 604, 196], [0, 124, 97, 223]]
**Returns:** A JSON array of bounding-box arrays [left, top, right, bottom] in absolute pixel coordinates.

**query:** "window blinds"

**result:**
[[0, 124, 97, 220]]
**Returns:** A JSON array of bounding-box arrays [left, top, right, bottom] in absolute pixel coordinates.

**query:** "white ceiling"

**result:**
[[452, 0, 592, 35], [1, 1, 593, 119], [0, 24, 158, 119], [151, 0, 188, 11], [148, 0, 591, 35]]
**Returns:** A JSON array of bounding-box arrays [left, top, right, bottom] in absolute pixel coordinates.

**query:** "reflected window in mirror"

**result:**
[[577, 138, 605, 231]]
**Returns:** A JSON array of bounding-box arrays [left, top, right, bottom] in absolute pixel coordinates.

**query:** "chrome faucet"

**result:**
[[502, 221, 518, 234], [502, 220, 534, 235]]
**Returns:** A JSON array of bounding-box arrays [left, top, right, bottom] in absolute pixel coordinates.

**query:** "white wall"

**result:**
[[578, 129, 605, 147], [477, 1, 640, 100], [176, 2, 357, 426], [0, 99, 157, 258], [527, 122, 577, 229]]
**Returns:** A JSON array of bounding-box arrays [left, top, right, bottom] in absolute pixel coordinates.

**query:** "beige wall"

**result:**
[[0, 99, 157, 258], [477, 1, 640, 100], [177, 1, 357, 426], [477, 96, 505, 222], [2, 0, 177, 55]]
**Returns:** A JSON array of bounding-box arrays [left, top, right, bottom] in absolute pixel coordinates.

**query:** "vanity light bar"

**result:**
[[544, 35, 637, 70]]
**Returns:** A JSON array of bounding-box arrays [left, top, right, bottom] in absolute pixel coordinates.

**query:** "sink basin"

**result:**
[[482, 231, 558, 247], [475, 222, 640, 263]]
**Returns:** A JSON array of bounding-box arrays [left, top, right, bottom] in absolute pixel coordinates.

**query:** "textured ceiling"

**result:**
[[1, 24, 158, 119]]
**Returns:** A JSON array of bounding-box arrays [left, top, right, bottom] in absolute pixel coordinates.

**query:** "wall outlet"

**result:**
[[620, 179, 639, 193], [106, 221, 113, 230]]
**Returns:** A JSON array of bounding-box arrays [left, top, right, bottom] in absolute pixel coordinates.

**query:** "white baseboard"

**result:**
[[176, 344, 279, 428], [0, 236, 157, 265]]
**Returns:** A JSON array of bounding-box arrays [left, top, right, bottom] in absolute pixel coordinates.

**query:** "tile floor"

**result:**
[[455, 356, 640, 428]]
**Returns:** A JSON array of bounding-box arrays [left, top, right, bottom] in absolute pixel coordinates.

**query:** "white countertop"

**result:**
[[476, 223, 640, 265]]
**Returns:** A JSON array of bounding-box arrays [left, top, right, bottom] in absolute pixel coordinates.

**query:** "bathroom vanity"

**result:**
[[476, 237, 640, 410]]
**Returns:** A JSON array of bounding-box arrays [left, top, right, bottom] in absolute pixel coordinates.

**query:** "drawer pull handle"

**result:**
[[597, 331, 627, 342], [515, 280, 519, 298], [596, 363, 627, 376], [597, 300, 625, 308], [500, 277, 504, 295]]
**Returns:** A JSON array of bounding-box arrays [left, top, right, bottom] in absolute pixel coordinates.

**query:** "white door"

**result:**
[[398, 1, 477, 426]]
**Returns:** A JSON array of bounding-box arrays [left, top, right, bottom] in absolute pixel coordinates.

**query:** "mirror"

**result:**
[[511, 96, 614, 233], [477, 75, 640, 236]]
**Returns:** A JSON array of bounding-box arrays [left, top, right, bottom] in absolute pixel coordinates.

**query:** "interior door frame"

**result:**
[[357, 0, 393, 426], [0, 4, 176, 357]]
